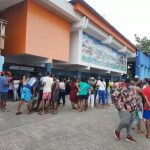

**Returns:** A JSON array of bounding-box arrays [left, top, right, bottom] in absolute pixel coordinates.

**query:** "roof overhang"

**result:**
[[0, 0, 24, 11], [70, 0, 136, 53], [34, 0, 81, 22]]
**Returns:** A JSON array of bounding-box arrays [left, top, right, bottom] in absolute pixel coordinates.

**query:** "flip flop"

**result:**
[[52, 111, 58, 114], [146, 135, 150, 139], [136, 130, 144, 134], [16, 112, 22, 115], [38, 112, 45, 115]]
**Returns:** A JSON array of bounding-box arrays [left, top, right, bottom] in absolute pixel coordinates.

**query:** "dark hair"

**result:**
[[45, 72, 50, 76], [147, 79, 150, 85], [72, 78, 77, 82], [51, 74, 55, 78]]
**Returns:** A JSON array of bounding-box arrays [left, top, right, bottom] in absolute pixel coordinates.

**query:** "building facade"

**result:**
[[0, 0, 136, 78], [0, 19, 6, 71], [135, 50, 150, 79]]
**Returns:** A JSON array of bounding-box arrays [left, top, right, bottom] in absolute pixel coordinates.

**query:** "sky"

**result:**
[[82, 0, 150, 44]]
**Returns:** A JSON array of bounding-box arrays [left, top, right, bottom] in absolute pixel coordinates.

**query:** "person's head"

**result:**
[[101, 78, 104, 82], [147, 79, 150, 85], [51, 74, 55, 78], [45, 72, 50, 77], [0, 71, 5, 77], [134, 75, 139, 82], [22, 75, 27, 80], [59, 78, 64, 82], [72, 78, 77, 83], [37, 72, 42, 80], [90, 77, 95, 81], [130, 80, 135, 86], [51, 74, 57, 81], [136, 80, 143, 87], [5, 72, 10, 77], [6, 71, 12, 77]]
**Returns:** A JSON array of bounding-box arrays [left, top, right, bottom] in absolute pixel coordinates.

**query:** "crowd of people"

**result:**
[[0, 71, 150, 143]]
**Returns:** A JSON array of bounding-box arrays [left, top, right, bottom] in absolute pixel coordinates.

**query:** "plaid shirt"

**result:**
[[112, 87, 142, 112]]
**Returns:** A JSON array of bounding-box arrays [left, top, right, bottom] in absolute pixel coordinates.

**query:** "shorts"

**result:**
[[143, 110, 150, 120], [0, 92, 8, 101], [138, 111, 143, 120], [51, 90, 59, 103], [78, 95, 88, 101], [134, 111, 143, 124], [21, 87, 32, 102], [42, 92, 51, 101]]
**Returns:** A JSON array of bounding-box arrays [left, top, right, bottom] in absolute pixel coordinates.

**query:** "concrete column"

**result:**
[[45, 63, 52, 74]]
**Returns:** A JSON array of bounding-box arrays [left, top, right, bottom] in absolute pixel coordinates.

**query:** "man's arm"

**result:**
[[143, 95, 150, 108]]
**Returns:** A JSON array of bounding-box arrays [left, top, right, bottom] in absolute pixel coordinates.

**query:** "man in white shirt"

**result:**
[[97, 78, 106, 108], [39, 72, 53, 115]]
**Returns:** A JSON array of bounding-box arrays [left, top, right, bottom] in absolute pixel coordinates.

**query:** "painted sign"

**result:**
[[81, 32, 127, 72], [9, 66, 34, 72]]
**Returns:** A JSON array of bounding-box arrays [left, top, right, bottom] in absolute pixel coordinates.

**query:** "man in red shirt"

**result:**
[[142, 80, 150, 139]]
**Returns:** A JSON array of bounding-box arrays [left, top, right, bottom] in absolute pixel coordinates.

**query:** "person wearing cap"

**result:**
[[134, 75, 139, 83], [0, 71, 9, 111]]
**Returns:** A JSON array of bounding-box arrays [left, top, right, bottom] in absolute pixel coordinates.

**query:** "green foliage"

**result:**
[[135, 35, 150, 55]]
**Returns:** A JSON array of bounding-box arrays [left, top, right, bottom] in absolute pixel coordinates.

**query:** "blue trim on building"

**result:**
[[45, 63, 52, 73], [136, 50, 150, 79]]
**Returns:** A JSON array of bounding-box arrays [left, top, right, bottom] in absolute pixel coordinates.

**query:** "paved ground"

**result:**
[[0, 100, 149, 150]]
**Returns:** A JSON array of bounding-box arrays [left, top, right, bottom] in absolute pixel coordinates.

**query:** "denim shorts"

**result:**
[[0, 92, 8, 101]]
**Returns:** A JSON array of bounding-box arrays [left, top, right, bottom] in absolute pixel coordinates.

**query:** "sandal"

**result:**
[[136, 130, 144, 134], [52, 111, 58, 114], [16, 112, 22, 115], [39, 112, 45, 115]]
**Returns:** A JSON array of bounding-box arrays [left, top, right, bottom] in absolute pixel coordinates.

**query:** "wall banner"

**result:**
[[81, 32, 127, 72]]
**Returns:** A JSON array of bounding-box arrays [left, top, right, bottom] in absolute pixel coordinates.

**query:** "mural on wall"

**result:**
[[81, 32, 127, 72]]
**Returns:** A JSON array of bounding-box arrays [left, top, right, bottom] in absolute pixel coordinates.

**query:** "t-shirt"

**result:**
[[97, 80, 106, 91], [59, 82, 65, 90], [142, 86, 150, 110], [13, 80, 20, 88], [0, 76, 9, 93], [25, 77, 37, 89], [78, 82, 91, 96], [43, 76, 53, 93]]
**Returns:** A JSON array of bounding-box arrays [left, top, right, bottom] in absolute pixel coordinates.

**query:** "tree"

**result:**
[[135, 34, 150, 54]]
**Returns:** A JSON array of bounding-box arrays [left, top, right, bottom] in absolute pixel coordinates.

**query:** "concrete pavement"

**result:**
[[0, 100, 149, 150]]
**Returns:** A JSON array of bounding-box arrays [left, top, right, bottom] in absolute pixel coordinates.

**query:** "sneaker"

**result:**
[[114, 130, 120, 141], [126, 136, 136, 143]]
